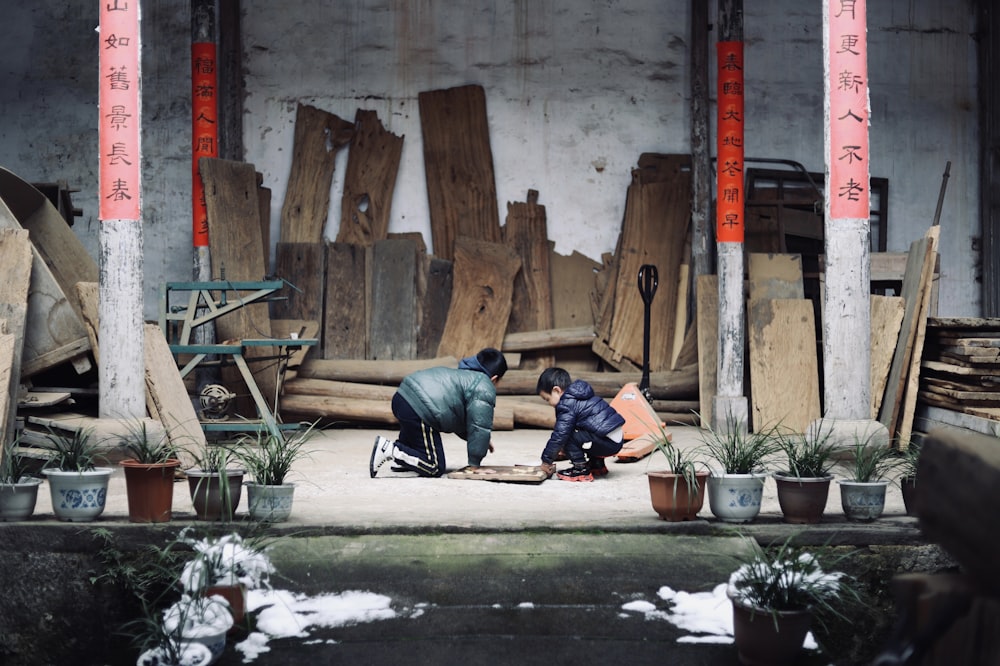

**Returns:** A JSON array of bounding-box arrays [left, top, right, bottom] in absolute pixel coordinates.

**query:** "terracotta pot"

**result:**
[[731, 598, 812, 666], [205, 583, 248, 628], [901, 476, 918, 516], [121, 459, 181, 523], [773, 472, 832, 524], [186, 469, 244, 521], [646, 471, 709, 521], [707, 473, 766, 523]]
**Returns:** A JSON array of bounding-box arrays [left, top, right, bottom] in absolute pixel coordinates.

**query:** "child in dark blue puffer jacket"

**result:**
[[537, 367, 626, 482]]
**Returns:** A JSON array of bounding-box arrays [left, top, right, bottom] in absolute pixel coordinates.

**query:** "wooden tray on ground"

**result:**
[[447, 465, 550, 484]]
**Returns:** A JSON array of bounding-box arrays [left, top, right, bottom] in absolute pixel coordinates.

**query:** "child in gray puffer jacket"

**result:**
[[370, 348, 507, 478], [537, 367, 626, 482]]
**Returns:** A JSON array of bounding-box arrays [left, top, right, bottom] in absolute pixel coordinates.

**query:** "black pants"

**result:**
[[563, 429, 623, 467], [391, 392, 446, 477]]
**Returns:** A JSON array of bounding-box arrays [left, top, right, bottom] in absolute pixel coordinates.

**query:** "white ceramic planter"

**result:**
[[246, 482, 295, 522], [0, 478, 42, 521], [42, 467, 113, 522], [707, 472, 767, 523], [837, 479, 890, 521]]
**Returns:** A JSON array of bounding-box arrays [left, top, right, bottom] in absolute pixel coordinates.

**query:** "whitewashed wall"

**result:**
[[0, 0, 980, 319]]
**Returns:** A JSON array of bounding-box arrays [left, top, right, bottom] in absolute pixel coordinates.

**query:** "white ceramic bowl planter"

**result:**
[[0, 478, 43, 521], [42, 467, 113, 522], [838, 479, 890, 521], [707, 472, 767, 523]]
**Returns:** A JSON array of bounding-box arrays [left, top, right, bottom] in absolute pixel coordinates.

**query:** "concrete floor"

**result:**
[[32, 424, 914, 530]]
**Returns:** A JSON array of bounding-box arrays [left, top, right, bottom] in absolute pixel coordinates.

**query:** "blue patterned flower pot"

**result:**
[[707, 473, 766, 523], [246, 483, 295, 522], [42, 468, 113, 522], [837, 479, 889, 522]]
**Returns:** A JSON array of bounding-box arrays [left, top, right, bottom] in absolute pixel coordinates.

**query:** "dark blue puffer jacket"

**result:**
[[541, 380, 626, 463]]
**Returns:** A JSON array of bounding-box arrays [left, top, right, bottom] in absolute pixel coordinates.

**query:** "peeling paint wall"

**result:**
[[0, 0, 980, 318]]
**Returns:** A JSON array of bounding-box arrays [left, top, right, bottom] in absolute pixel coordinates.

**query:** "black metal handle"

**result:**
[[637, 264, 658, 397]]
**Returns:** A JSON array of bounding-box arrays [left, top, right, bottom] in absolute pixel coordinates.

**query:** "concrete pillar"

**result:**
[[97, 2, 145, 420], [817, 0, 888, 448]]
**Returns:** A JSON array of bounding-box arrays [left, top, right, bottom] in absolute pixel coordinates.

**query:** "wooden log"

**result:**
[[284, 378, 396, 400], [370, 238, 417, 360], [497, 365, 699, 400], [279, 103, 354, 244], [201, 157, 277, 413], [323, 242, 369, 359], [437, 237, 521, 359], [0, 229, 31, 443], [501, 326, 596, 352], [337, 109, 403, 245], [280, 393, 514, 430], [418, 84, 501, 260], [918, 427, 1000, 597], [299, 356, 460, 384]]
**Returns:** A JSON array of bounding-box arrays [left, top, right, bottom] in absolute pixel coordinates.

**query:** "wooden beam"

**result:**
[[337, 109, 403, 245]]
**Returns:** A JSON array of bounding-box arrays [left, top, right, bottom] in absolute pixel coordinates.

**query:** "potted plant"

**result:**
[[727, 534, 855, 665], [0, 435, 43, 521], [41, 426, 114, 522], [837, 435, 901, 522], [118, 419, 183, 523], [158, 594, 234, 664], [185, 444, 245, 521], [898, 441, 920, 516], [700, 415, 781, 523], [772, 424, 838, 524], [232, 422, 317, 522], [646, 427, 709, 521], [177, 528, 275, 628]]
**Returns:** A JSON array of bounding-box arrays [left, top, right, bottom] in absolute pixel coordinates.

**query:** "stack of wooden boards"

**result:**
[[191, 84, 700, 427], [695, 225, 940, 441], [914, 317, 1000, 441]]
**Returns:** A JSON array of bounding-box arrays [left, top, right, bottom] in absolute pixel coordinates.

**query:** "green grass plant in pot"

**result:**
[[727, 534, 856, 665], [646, 426, 708, 521], [773, 424, 838, 524], [700, 414, 781, 523], [41, 426, 114, 522], [118, 419, 182, 523], [837, 435, 902, 522], [232, 421, 318, 522], [0, 435, 43, 522], [185, 443, 244, 521]]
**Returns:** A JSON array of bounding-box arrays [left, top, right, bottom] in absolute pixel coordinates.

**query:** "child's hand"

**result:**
[[540, 462, 556, 476], [488, 441, 495, 454]]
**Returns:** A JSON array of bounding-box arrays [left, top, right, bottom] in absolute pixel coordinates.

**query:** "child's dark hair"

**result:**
[[477, 348, 508, 379], [536, 367, 572, 394]]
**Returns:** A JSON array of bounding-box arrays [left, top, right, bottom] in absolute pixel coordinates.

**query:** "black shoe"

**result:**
[[589, 457, 609, 477], [557, 466, 594, 482]]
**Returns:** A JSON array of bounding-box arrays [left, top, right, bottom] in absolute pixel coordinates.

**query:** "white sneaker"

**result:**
[[369, 435, 395, 478]]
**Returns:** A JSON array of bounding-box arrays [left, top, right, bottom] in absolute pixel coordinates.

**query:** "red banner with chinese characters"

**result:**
[[716, 41, 745, 243], [828, 0, 869, 219], [98, 0, 141, 221], [192, 41, 218, 247]]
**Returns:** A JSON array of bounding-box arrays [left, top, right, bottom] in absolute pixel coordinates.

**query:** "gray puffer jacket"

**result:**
[[395, 358, 497, 465]]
